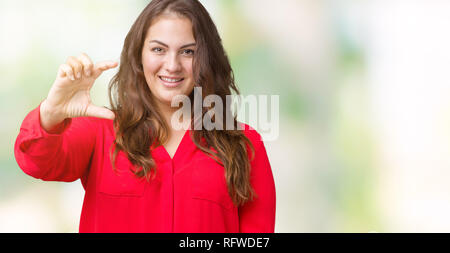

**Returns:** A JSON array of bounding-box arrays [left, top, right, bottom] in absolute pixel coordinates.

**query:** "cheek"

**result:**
[[182, 61, 195, 93], [181, 59, 194, 79], [142, 55, 161, 77]]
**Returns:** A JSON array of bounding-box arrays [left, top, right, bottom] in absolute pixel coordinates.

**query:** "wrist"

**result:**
[[40, 99, 67, 131]]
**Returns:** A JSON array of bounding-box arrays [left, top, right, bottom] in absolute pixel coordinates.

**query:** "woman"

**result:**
[[14, 0, 276, 233]]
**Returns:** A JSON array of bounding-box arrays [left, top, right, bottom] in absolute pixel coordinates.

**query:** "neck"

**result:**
[[156, 102, 191, 134]]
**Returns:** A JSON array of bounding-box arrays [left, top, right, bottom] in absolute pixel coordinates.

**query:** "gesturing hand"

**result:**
[[40, 53, 118, 132]]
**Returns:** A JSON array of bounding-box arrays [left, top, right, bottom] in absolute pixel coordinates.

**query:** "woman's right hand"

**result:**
[[40, 53, 118, 132]]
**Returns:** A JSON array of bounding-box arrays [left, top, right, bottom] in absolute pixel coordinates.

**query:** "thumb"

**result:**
[[85, 104, 115, 120]]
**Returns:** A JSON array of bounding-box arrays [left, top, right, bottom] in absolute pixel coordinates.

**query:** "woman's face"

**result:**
[[142, 14, 196, 109]]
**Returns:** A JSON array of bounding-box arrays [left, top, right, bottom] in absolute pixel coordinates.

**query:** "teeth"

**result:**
[[160, 76, 183, 82]]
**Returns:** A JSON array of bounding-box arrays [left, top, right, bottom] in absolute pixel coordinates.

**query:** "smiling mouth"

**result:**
[[159, 76, 184, 83]]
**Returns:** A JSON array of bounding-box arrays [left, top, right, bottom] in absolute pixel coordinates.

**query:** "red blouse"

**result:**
[[14, 103, 276, 233]]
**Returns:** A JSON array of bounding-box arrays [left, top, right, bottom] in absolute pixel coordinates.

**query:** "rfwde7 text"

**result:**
[[223, 237, 270, 248]]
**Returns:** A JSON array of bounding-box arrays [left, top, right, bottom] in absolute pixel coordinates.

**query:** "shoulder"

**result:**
[[239, 122, 264, 148], [238, 123, 272, 171], [83, 116, 113, 126], [69, 116, 114, 136], [71, 116, 110, 127]]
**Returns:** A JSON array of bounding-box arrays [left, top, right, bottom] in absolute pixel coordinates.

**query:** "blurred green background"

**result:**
[[2, 0, 450, 232]]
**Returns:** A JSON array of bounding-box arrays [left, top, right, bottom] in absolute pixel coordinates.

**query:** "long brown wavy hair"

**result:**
[[108, 0, 256, 207]]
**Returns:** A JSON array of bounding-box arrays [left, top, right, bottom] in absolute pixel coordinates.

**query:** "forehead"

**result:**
[[145, 14, 195, 45]]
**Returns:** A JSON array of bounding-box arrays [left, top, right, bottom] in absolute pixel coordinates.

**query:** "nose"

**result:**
[[164, 52, 182, 73]]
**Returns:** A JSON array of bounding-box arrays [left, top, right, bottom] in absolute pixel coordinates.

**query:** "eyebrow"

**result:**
[[149, 40, 196, 49]]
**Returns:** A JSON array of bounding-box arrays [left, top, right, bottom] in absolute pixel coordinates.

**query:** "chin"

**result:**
[[157, 92, 184, 106]]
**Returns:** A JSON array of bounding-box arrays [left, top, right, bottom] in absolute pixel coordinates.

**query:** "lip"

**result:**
[[158, 75, 184, 88]]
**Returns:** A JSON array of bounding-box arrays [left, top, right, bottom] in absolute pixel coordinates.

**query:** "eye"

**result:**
[[151, 47, 164, 53], [182, 49, 195, 56]]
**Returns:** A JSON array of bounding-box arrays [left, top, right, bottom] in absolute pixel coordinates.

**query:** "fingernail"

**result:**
[[70, 75, 75, 81], [87, 71, 91, 77], [77, 72, 81, 79]]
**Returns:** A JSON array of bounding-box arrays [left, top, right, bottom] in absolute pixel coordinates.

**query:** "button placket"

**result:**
[[169, 159, 175, 232]]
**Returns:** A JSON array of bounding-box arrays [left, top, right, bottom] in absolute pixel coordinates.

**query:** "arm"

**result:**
[[14, 102, 97, 182], [238, 130, 276, 233], [14, 53, 117, 182]]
